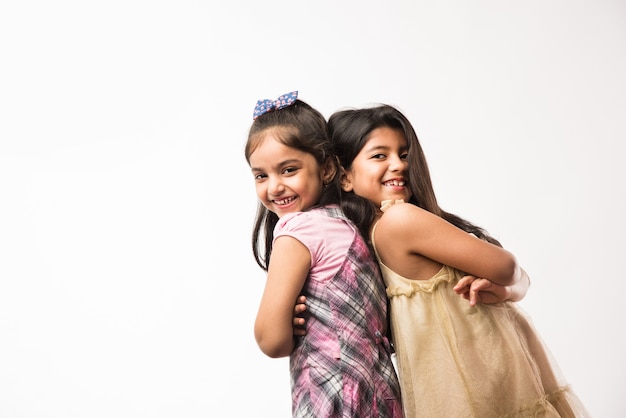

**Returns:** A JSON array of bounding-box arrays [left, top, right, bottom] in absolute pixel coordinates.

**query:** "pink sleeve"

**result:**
[[274, 212, 322, 261], [274, 211, 354, 282]]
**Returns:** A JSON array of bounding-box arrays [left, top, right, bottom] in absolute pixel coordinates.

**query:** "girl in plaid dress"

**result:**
[[245, 92, 403, 418]]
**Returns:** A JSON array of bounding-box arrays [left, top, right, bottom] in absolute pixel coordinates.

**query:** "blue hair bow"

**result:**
[[252, 91, 298, 119]]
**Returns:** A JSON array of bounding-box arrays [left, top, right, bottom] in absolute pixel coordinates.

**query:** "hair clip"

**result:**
[[252, 91, 298, 119]]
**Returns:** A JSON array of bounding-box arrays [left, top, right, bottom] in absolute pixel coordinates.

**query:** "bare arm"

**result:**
[[292, 272, 530, 334], [254, 236, 310, 358], [378, 204, 523, 287]]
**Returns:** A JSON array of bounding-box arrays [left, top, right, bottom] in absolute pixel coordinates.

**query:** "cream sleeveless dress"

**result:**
[[371, 211, 589, 417]]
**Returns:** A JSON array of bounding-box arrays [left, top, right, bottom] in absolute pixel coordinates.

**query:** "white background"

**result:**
[[1, 1, 624, 417]]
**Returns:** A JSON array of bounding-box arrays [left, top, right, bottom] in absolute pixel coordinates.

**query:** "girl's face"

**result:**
[[249, 134, 328, 218], [342, 126, 412, 207]]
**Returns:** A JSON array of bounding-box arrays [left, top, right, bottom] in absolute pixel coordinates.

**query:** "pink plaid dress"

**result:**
[[275, 206, 403, 418]]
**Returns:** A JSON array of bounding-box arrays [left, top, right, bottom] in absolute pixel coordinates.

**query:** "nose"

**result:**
[[389, 154, 407, 172], [268, 176, 285, 197]]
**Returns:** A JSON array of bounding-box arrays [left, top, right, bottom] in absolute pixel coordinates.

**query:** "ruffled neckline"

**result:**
[[380, 199, 405, 212]]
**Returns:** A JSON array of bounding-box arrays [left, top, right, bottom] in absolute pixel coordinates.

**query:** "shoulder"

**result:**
[[375, 203, 441, 244], [275, 208, 344, 237], [378, 202, 432, 229], [275, 211, 315, 235], [381, 201, 421, 216], [276, 211, 308, 227]]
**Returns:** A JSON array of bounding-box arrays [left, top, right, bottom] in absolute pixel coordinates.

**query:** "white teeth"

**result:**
[[384, 180, 405, 186], [274, 197, 295, 205]]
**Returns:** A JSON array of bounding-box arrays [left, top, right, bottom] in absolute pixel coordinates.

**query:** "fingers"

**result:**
[[293, 295, 307, 336], [293, 313, 306, 336], [453, 276, 494, 306], [293, 315, 306, 336], [469, 279, 493, 292], [453, 275, 476, 294], [468, 286, 481, 306], [293, 295, 307, 315], [455, 276, 508, 306], [468, 278, 492, 306]]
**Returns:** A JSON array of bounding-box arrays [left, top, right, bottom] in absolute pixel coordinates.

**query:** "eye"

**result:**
[[283, 166, 299, 175], [253, 173, 267, 181], [371, 153, 386, 160], [400, 152, 409, 160]]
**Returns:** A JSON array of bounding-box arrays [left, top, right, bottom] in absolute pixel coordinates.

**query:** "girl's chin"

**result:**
[[383, 191, 410, 201]]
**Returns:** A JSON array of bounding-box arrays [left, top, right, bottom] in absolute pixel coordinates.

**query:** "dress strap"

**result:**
[[311, 205, 350, 223], [371, 199, 404, 262], [370, 221, 383, 262]]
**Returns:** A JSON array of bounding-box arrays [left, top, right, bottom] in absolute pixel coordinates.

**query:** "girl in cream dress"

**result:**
[[327, 104, 590, 417]]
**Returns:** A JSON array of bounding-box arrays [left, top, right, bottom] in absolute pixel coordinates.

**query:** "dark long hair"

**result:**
[[328, 104, 502, 247], [245, 99, 342, 271]]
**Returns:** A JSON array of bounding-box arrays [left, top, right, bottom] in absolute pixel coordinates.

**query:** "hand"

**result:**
[[292, 295, 307, 336], [453, 275, 511, 306]]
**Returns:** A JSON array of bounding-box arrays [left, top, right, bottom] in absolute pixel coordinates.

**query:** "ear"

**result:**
[[339, 166, 353, 192], [321, 157, 337, 185]]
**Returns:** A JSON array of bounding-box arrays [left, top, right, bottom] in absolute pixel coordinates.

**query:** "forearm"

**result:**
[[255, 322, 295, 358]]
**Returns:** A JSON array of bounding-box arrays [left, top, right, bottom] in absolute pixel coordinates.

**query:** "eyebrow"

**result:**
[[364, 143, 408, 154], [363, 144, 391, 153], [250, 158, 302, 172]]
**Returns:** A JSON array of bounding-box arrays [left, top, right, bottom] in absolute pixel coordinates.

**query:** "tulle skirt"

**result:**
[[384, 264, 590, 418]]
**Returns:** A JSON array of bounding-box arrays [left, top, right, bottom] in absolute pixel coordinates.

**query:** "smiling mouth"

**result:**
[[383, 179, 406, 186], [273, 196, 297, 205]]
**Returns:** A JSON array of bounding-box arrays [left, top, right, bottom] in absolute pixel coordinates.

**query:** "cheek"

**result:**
[[309, 180, 324, 196], [353, 175, 379, 197], [306, 180, 324, 201]]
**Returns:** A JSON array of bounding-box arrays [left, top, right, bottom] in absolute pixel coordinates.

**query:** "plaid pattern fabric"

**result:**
[[290, 207, 403, 417]]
